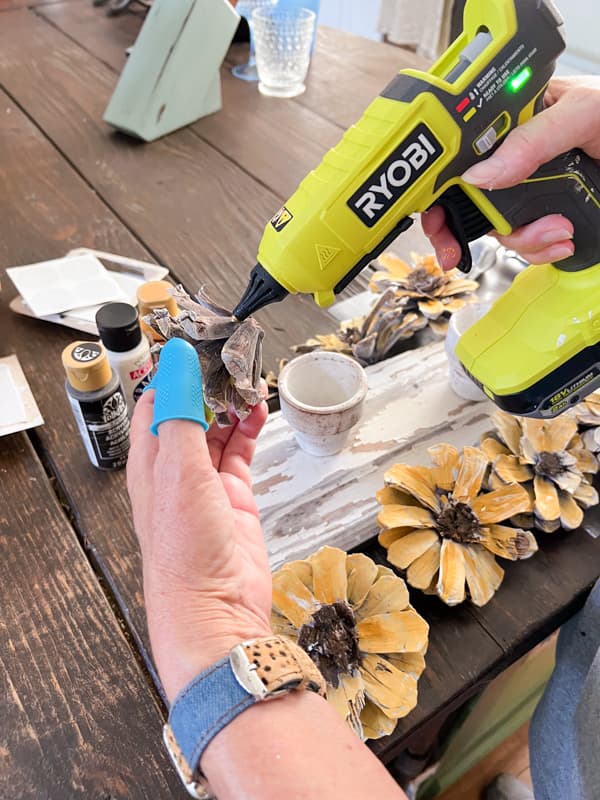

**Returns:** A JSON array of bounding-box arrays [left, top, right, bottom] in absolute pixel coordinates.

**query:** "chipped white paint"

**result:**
[[252, 342, 496, 569]]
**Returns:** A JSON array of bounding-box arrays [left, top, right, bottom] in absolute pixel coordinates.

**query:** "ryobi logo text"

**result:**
[[348, 124, 443, 227]]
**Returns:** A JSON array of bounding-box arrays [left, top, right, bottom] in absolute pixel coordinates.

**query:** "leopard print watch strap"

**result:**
[[231, 635, 326, 698], [164, 636, 326, 798]]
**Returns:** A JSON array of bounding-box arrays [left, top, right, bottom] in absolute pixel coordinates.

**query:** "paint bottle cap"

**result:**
[[136, 280, 178, 317], [96, 302, 142, 353], [62, 341, 112, 393]]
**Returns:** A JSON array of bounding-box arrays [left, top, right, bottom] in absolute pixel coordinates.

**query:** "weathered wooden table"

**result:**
[[0, 4, 598, 798]]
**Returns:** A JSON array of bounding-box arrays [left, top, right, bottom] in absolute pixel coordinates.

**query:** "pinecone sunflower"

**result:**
[[481, 411, 599, 533], [575, 391, 600, 454], [271, 546, 429, 741], [368, 252, 479, 338], [377, 445, 538, 607], [290, 251, 479, 367]]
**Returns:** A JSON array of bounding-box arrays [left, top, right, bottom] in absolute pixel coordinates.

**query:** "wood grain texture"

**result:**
[[37, 2, 340, 200], [463, 521, 600, 658], [0, 7, 338, 372], [37, 2, 433, 253], [369, 572, 502, 760], [0, 86, 158, 681], [254, 342, 598, 634], [252, 344, 505, 757], [0, 0, 80, 10], [0, 433, 186, 798], [298, 27, 430, 129], [34, 0, 140, 70], [0, 8, 426, 706]]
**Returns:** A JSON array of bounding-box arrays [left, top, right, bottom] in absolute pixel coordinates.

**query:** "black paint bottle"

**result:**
[[62, 341, 130, 470]]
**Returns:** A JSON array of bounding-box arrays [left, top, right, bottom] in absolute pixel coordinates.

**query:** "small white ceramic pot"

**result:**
[[278, 351, 368, 456], [445, 302, 493, 402]]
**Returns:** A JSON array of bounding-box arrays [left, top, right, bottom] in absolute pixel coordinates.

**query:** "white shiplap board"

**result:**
[[252, 342, 496, 569]]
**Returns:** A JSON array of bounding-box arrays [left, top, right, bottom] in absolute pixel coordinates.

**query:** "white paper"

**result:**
[[60, 270, 157, 323], [6, 254, 127, 317], [0, 355, 44, 436]]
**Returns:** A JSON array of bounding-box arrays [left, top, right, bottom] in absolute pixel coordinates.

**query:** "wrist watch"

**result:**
[[163, 635, 326, 799]]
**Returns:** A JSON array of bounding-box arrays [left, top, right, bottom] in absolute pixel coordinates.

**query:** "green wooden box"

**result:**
[[104, 0, 240, 141]]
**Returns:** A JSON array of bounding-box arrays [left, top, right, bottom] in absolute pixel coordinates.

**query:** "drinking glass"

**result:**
[[252, 7, 316, 98], [232, 0, 277, 82]]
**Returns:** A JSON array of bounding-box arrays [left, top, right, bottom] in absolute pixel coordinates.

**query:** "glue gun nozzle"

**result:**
[[234, 263, 289, 320]]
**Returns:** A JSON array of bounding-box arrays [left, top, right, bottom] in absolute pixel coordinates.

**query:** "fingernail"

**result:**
[[462, 157, 507, 188], [548, 243, 575, 261], [541, 229, 574, 246], [440, 246, 460, 270]]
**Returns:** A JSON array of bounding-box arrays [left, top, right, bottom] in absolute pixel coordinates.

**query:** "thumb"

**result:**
[[149, 338, 209, 437], [461, 92, 594, 190]]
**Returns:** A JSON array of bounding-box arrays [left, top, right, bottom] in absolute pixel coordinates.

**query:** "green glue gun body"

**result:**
[[234, 0, 600, 419]]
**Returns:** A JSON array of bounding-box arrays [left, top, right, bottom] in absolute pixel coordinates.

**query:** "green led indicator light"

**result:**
[[509, 66, 533, 93]]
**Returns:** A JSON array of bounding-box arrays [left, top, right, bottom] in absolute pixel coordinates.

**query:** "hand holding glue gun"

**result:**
[[424, 76, 600, 270]]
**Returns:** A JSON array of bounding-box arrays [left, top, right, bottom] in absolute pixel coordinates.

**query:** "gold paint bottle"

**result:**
[[136, 280, 178, 343]]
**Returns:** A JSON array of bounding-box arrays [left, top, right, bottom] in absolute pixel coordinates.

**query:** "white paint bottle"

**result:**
[[95, 303, 153, 418]]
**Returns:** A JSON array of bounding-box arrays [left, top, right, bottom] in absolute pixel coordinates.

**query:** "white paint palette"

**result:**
[[6, 254, 127, 317], [9, 248, 170, 335]]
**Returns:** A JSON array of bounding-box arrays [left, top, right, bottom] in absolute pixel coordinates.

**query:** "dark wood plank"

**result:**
[[37, 1, 434, 250], [371, 581, 503, 762], [0, 20, 498, 769], [0, 87, 160, 682], [33, 0, 140, 68], [463, 527, 600, 654], [62, 7, 428, 136], [37, 1, 341, 200], [0, 433, 185, 798], [0, 0, 80, 10], [0, 7, 340, 372]]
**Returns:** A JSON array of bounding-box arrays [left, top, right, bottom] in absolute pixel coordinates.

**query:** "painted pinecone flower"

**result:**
[[377, 445, 538, 607], [481, 411, 599, 533], [293, 288, 436, 365], [271, 546, 429, 741], [368, 252, 479, 338], [144, 285, 263, 425], [575, 391, 600, 454], [290, 251, 479, 368]]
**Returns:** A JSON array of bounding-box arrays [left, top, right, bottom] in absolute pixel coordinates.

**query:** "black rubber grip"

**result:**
[[436, 186, 494, 273], [484, 149, 600, 272]]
